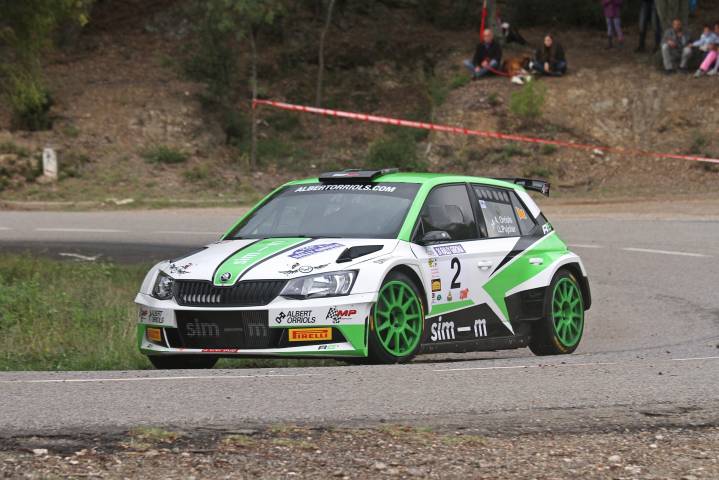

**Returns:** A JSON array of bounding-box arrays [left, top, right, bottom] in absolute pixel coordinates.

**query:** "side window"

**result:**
[[472, 186, 520, 238], [510, 193, 537, 236], [417, 185, 477, 241]]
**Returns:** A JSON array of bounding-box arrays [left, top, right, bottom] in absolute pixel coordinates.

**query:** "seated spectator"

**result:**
[[688, 24, 718, 52], [694, 41, 718, 77], [530, 34, 567, 77], [463, 29, 503, 80], [661, 18, 691, 73]]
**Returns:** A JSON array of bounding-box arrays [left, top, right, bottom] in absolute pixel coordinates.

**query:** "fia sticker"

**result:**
[[479, 199, 487, 209]]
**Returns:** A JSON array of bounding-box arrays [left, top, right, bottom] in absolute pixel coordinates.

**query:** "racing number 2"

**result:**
[[450, 257, 461, 289]]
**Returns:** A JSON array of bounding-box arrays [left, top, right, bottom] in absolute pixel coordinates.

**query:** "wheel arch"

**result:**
[[385, 264, 429, 315], [559, 262, 592, 311]]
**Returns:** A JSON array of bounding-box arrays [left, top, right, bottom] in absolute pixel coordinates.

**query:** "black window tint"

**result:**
[[510, 193, 537, 236], [418, 185, 477, 241], [472, 186, 520, 238]]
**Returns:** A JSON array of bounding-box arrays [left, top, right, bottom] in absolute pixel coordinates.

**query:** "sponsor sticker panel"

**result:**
[[270, 303, 370, 327], [138, 306, 176, 327]]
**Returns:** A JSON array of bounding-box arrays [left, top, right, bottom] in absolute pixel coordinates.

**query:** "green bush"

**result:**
[[141, 145, 188, 164], [366, 132, 424, 170], [509, 81, 546, 122], [7, 73, 53, 131], [59, 151, 91, 179], [540, 144, 558, 155], [266, 111, 302, 133], [183, 164, 210, 182], [257, 138, 293, 160]]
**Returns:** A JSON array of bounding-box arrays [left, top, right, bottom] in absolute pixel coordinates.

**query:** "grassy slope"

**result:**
[[0, 255, 341, 371]]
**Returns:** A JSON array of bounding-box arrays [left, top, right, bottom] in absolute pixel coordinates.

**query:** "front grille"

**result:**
[[171, 310, 276, 349], [174, 280, 286, 307]]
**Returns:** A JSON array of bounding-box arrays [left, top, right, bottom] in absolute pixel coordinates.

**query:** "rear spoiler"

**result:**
[[494, 178, 550, 196]]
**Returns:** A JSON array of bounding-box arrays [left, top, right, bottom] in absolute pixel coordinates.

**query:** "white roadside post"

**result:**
[[42, 147, 58, 181]]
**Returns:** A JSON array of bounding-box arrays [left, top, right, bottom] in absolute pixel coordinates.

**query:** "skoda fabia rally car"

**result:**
[[136, 169, 590, 368]]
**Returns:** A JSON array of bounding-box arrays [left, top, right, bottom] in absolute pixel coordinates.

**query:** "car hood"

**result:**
[[161, 238, 399, 284]]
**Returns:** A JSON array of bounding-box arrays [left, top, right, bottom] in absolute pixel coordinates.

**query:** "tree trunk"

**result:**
[[316, 0, 336, 108], [249, 27, 258, 169]]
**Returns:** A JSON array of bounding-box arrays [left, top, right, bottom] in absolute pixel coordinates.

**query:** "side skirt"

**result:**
[[419, 334, 530, 354]]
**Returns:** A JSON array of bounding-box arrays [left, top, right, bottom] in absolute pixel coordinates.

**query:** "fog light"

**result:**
[[146, 327, 163, 343]]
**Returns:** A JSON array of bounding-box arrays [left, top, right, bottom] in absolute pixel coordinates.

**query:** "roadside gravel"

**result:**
[[2, 425, 717, 479]]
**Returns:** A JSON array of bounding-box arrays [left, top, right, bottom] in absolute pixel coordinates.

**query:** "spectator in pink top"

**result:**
[[602, 0, 625, 48]]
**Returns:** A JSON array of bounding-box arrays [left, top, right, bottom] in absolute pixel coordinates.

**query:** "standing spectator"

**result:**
[[637, 0, 662, 52], [463, 29, 503, 80], [530, 34, 567, 76], [655, 0, 689, 33], [661, 18, 691, 73], [602, 0, 625, 48]]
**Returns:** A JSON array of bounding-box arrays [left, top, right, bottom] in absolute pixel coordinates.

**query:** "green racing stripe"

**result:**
[[483, 232, 567, 322], [212, 237, 308, 286]]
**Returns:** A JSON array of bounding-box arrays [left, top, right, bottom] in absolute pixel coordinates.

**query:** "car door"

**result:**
[[410, 184, 486, 344], [468, 184, 535, 335]]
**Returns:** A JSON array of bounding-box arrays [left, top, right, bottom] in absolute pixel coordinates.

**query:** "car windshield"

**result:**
[[229, 182, 420, 239]]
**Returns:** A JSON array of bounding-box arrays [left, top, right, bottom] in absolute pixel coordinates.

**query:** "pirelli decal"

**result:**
[[288, 328, 332, 342]]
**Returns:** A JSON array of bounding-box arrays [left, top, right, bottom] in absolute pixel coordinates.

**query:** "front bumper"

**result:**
[[135, 292, 376, 358]]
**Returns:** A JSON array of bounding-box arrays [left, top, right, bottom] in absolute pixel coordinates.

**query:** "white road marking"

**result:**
[[35, 228, 126, 233], [434, 365, 533, 372], [0, 373, 318, 384], [622, 247, 709, 258], [671, 356, 719, 362], [153, 231, 221, 236], [456, 327, 471, 333], [434, 357, 716, 373], [567, 244, 604, 249], [0, 227, 12, 231], [59, 253, 102, 262]]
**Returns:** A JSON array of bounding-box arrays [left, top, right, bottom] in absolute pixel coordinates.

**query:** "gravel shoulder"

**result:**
[[2, 424, 717, 479]]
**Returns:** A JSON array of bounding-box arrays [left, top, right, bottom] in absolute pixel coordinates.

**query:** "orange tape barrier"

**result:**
[[253, 99, 719, 165]]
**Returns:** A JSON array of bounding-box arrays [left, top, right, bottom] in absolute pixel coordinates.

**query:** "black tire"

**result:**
[[367, 271, 425, 364], [529, 269, 585, 356], [148, 355, 218, 370]]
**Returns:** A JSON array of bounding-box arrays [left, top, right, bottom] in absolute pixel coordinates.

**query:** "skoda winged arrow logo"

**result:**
[[220, 272, 232, 282]]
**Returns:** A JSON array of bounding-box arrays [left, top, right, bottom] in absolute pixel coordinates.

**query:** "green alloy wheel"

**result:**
[[368, 271, 424, 364], [529, 270, 585, 355]]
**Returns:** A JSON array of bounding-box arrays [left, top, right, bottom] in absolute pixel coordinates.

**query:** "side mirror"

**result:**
[[420, 230, 451, 245]]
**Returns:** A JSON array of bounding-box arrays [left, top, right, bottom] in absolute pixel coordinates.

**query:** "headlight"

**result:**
[[152, 272, 175, 300], [280, 271, 357, 299]]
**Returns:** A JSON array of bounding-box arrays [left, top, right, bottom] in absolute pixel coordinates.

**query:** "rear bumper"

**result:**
[[136, 292, 375, 358]]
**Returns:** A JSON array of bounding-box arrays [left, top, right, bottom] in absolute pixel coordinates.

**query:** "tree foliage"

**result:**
[[0, 0, 94, 130]]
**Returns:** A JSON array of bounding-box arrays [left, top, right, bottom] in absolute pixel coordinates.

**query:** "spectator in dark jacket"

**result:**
[[463, 29, 503, 79], [603, 0, 625, 48], [530, 34, 567, 76], [637, 0, 661, 52]]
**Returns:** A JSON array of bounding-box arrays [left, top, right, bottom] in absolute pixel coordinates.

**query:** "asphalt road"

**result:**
[[0, 201, 718, 436]]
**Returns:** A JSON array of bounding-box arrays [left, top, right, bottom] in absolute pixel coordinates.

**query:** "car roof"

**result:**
[[285, 172, 522, 191]]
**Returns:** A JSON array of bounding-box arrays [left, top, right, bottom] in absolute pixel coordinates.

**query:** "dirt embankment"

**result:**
[[1, 1, 718, 208], [1, 424, 718, 479]]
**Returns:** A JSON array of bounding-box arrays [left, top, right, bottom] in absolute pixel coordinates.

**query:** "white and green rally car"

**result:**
[[136, 169, 590, 368]]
